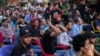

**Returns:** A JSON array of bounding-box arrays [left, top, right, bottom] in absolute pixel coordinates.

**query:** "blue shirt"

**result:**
[[40, 24, 49, 31], [9, 21, 16, 28], [64, 48, 78, 56], [24, 14, 32, 24], [69, 24, 83, 37]]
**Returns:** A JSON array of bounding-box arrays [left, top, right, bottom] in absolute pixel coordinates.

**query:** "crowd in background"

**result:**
[[0, 0, 100, 56]]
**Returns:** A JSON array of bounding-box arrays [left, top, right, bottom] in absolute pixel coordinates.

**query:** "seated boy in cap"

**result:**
[[11, 28, 34, 56]]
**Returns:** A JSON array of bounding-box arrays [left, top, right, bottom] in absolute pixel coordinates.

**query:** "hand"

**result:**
[[57, 24, 62, 28], [29, 48, 34, 56], [70, 45, 73, 48], [32, 37, 39, 41], [55, 24, 61, 28], [40, 30, 45, 36], [48, 20, 52, 26], [48, 16, 52, 26]]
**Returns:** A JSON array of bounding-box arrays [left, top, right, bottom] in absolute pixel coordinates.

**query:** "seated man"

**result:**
[[17, 16, 27, 30], [94, 13, 100, 31], [0, 19, 14, 44], [28, 19, 42, 40], [69, 17, 83, 38], [83, 30, 100, 56], [57, 20, 73, 46], [64, 34, 90, 56], [6, 16, 15, 30], [11, 28, 34, 56], [24, 11, 32, 24], [42, 18, 66, 56], [40, 18, 49, 32]]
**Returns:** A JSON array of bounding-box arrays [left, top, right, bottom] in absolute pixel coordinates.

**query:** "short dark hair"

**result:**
[[74, 17, 82, 23], [48, 3, 51, 6], [64, 20, 73, 26], [2, 19, 7, 23], [19, 15, 25, 19], [72, 34, 88, 52]]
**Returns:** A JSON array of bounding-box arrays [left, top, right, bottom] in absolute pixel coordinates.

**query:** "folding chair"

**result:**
[[0, 32, 3, 47], [31, 39, 39, 45], [12, 34, 15, 45], [91, 21, 100, 33], [0, 45, 14, 56], [56, 44, 68, 50]]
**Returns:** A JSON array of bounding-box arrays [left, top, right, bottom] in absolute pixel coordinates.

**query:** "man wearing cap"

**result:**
[[11, 28, 34, 56], [83, 30, 100, 56]]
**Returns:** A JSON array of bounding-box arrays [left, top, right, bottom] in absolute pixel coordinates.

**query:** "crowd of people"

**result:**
[[0, 0, 100, 56]]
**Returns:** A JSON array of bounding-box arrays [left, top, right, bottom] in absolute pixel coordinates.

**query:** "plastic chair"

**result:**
[[56, 44, 68, 50], [31, 38, 42, 45], [12, 34, 15, 45], [0, 45, 14, 56], [31, 40, 39, 45], [39, 39, 55, 56], [91, 21, 100, 33], [0, 32, 3, 46]]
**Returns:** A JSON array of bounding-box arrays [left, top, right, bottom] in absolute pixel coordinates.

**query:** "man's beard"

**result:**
[[68, 28, 71, 31]]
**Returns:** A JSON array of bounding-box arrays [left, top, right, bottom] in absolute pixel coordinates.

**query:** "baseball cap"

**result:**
[[20, 28, 32, 38], [31, 18, 38, 22], [83, 30, 99, 38]]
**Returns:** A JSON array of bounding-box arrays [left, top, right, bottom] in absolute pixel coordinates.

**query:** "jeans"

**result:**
[[32, 46, 42, 56], [54, 50, 67, 56], [14, 32, 20, 44], [34, 54, 37, 56], [32, 46, 66, 56]]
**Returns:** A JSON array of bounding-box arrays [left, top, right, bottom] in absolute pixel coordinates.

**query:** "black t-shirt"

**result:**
[[42, 30, 56, 54], [78, 4, 85, 16], [28, 25, 41, 37], [11, 42, 31, 56], [45, 7, 50, 14], [17, 22, 27, 30]]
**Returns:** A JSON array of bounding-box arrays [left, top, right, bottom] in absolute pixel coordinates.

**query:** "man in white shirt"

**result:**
[[57, 32, 72, 46], [56, 20, 73, 46]]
